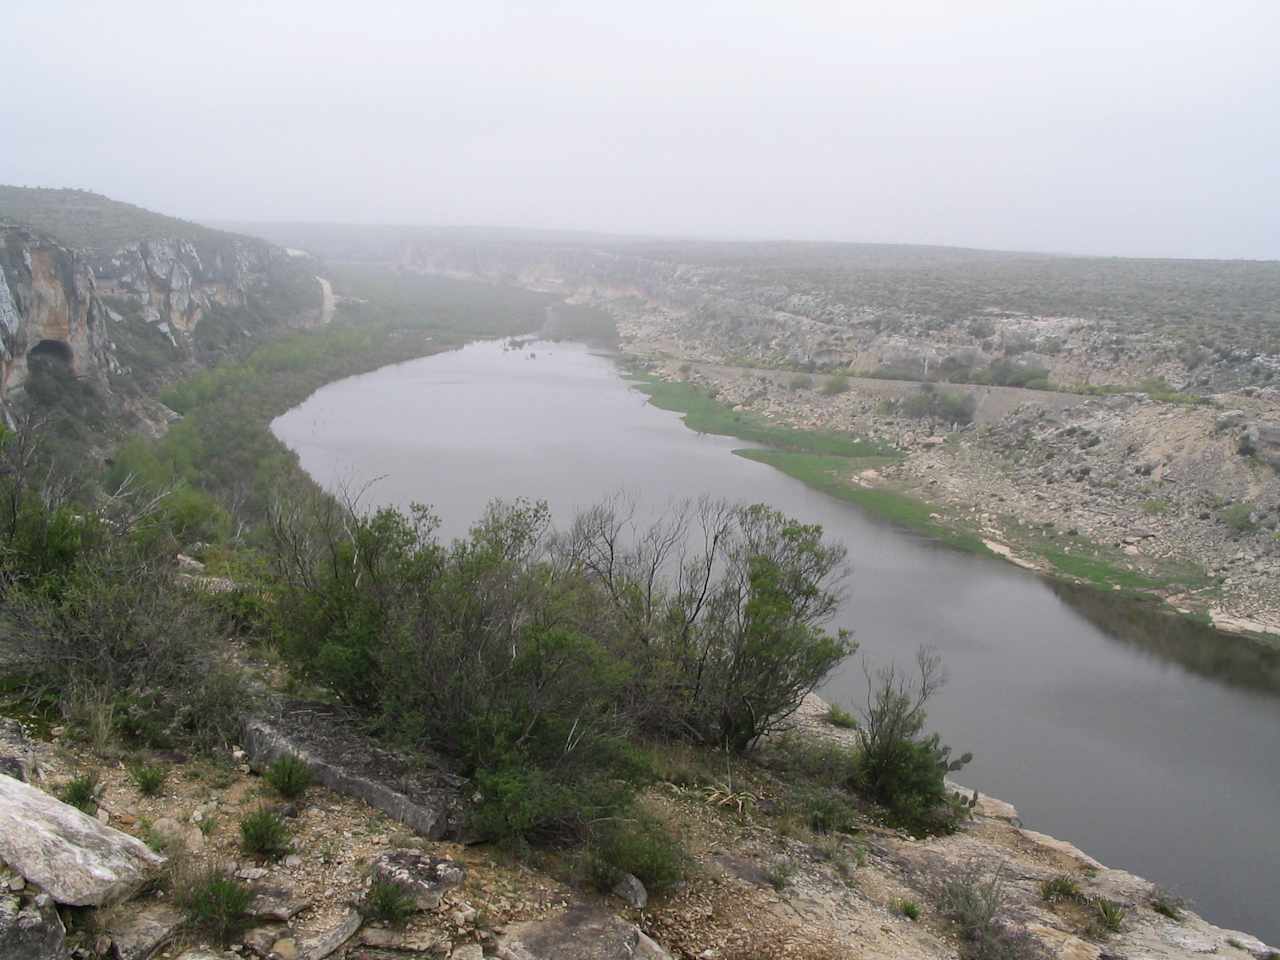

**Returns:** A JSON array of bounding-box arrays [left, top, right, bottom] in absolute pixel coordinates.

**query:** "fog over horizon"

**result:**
[[3, 0, 1277, 261]]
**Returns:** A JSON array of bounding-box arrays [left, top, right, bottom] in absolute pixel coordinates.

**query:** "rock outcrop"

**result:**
[[0, 774, 164, 906], [0, 891, 66, 960], [496, 905, 672, 960], [0, 226, 111, 394], [241, 700, 465, 840]]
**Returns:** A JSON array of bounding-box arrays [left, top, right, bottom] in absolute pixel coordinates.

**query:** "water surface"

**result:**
[[273, 339, 1280, 941]]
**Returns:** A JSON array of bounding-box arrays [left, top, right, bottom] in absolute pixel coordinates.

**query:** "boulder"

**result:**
[[0, 892, 67, 960], [296, 908, 360, 960], [0, 774, 164, 906], [495, 905, 671, 960], [369, 851, 465, 911], [104, 901, 184, 960], [246, 886, 310, 923], [610, 872, 647, 910]]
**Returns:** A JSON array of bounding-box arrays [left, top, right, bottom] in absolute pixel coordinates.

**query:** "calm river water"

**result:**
[[273, 339, 1280, 941]]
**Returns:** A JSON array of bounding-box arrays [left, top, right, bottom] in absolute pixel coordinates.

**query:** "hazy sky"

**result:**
[[3, 0, 1277, 259]]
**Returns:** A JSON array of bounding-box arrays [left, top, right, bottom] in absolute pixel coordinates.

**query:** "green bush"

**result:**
[[826, 703, 857, 729], [820, 374, 850, 396], [362, 880, 417, 926], [469, 765, 634, 848], [900, 383, 977, 424], [60, 772, 99, 813], [896, 899, 921, 920], [128, 763, 167, 796], [852, 650, 971, 829], [799, 787, 860, 835], [585, 814, 686, 895], [1220, 503, 1256, 533], [239, 808, 291, 860], [175, 866, 251, 945], [264, 755, 312, 799]]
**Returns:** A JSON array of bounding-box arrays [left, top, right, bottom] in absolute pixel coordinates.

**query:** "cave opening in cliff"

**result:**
[[27, 338, 74, 373]]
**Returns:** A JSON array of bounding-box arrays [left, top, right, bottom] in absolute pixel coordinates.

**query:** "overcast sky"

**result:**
[[2, 0, 1277, 259]]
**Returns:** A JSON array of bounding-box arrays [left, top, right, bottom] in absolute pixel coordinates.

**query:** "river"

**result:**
[[272, 338, 1280, 941]]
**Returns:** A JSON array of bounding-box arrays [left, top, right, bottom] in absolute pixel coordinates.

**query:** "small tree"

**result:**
[[854, 648, 970, 823]]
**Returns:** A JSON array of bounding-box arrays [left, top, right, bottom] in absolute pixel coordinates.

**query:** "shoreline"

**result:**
[[617, 352, 1280, 649], [792, 693, 1278, 959]]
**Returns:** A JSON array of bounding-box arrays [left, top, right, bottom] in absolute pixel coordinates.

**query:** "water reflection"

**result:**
[[1050, 580, 1280, 695]]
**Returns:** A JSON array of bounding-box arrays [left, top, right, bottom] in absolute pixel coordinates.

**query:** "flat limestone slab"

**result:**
[[242, 700, 464, 840], [496, 905, 671, 960], [0, 774, 164, 906]]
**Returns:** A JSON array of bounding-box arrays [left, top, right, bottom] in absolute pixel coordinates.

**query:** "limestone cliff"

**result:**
[[0, 225, 111, 394], [0, 188, 328, 419]]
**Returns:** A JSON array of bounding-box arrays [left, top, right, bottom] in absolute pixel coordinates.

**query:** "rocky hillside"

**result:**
[[343, 229, 1280, 395], [0, 188, 328, 424]]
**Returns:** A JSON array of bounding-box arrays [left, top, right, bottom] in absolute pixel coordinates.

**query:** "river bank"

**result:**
[[619, 353, 1280, 646]]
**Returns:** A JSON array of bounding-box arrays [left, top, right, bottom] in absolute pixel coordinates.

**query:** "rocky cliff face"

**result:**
[[0, 226, 111, 394], [0, 217, 325, 419]]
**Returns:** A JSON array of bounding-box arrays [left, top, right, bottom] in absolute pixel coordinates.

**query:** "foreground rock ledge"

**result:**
[[241, 699, 465, 840], [0, 773, 164, 906]]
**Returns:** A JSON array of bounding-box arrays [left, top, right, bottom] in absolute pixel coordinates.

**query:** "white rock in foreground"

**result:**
[[0, 774, 164, 906]]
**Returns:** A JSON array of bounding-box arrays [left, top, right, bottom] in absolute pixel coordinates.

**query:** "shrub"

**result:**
[[852, 649, 971, 829], [789, 373, 814, 391], [826, 703, 857, 729], [1151, 889, 1186, 921], [799, 787, 860, 836], [469, 765, 634, 849], [129, 763, 167, 796], [896, 899, 921, 920], [900, 383, 977, 424], [175, 865, 251, 945], [939, 862, 1050, 959], [1220, 503, 1256, 533], [585, 813, 686, 894], [1040, 875, 1081, 902], [60, 772, 99, 813], [264, 755, 312, 799], [239, 808, 290, 860], [820, 374, 850, 396], [362, 880, 417, 926], [764, 858, 796, 891]]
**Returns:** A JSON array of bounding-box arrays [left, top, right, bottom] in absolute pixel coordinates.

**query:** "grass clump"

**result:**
[[896, 899, 921, 920], [128, 763, 167, 796], [1040, 875, 1081, 902], [239, 808, 290, 860], [60, 772, 99, 813], [1093, 898, 1127, 935], [175, 865, 252, 945], [264, 754, 312, 799], [938, 861, 1051, 960], [361, 880, 417, 926], [1150, 888, 1187, 921], [763, 858, 796, 892]]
